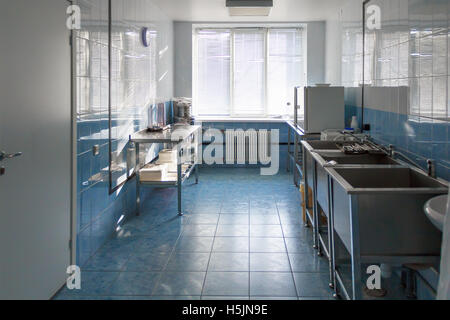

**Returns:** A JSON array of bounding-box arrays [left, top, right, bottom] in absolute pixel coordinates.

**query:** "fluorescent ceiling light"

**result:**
[[226, 0, 273, 16]]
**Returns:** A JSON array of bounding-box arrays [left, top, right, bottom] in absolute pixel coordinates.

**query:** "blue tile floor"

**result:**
[[55, 168, 407, 300]]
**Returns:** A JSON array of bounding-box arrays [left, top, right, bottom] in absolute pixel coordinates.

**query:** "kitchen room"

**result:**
[[0, 0, 449, 306]]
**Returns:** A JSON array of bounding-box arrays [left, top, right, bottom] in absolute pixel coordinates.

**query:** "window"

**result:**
[[267, 29, 305, 116], [194, 26, 306, 117], [233, 30, 266, 115], [196, 29, 231, 116]]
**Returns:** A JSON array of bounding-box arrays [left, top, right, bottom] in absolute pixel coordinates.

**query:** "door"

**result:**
[[0, 0, 72, 299]]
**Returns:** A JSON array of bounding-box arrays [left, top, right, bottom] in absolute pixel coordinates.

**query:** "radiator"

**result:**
[[225, 130, 272, 165]]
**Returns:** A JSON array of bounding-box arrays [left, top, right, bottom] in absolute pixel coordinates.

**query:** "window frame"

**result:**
[[193, 24, 307, 118]]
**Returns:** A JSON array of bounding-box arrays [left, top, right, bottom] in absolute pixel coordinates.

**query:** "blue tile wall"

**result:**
[[366, 107, 449, 180], [76, 115, 138, 266], [76, 108, 173, 266], [341, 0, 449, 182], [345, 104, 449, 180], [74, 0, 174, 266]]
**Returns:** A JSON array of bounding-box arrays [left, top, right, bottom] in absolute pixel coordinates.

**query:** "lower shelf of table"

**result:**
[[138, 163, 197, 187]]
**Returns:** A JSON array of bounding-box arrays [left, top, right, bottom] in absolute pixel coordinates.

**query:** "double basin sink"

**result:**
[[302, 140, 448, 261]]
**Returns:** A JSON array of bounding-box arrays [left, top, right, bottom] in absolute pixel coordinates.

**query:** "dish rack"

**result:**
[[336, 141, 385, 155]]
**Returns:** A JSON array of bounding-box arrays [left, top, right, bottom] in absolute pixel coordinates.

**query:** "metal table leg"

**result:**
[[293, 135, 299, 187], [349, 195, 362, 300], [287, 127, 291, 172], [327, 175, 336, 289], [195, 165, 199, 184], [302, 145, 310, 228], [177, 144, 183, 216], [136, 143, 141, 216], [312, 161, 320, 252]]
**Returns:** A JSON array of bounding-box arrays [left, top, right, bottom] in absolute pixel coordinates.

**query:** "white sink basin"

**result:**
[[424, 195, 449, 232]]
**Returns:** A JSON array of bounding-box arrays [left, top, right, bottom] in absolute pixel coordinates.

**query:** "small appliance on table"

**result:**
[[286, 85, 345, 186]]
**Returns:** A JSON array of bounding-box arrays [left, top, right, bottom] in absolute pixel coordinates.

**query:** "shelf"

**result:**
[[130, 125, 201, 144], [139, 163, 196, 187]]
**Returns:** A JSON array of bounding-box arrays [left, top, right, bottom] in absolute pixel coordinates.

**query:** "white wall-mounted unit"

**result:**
[[297, 86, 345, 133], [226, 0, 273, 16]]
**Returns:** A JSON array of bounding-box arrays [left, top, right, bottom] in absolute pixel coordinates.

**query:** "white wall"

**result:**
[[325, 12, 343, 85], [174, 21, 326, 98], [325, 0, 364, 86], [174, 21, 193, 97], [156, 13, 175, 101], [306, 21, 326, 85], [153, 0, 347, 23]]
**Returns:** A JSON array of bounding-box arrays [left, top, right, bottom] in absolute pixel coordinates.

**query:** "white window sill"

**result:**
[[194, 116, 293, 123]]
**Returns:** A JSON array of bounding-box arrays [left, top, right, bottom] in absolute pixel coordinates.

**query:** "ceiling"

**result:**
[[151, 0, 347, 22]]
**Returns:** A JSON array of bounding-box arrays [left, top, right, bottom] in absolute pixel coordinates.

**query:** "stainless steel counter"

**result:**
[[130, 124, 201, 216], [130, 124, 201, 144]]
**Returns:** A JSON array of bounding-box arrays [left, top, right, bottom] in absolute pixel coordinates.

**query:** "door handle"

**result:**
[[0, 151, 23, 162]]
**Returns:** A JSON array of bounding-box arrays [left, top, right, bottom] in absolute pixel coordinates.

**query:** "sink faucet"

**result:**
[[427, 159, 436, 179], [386, 144, 395, 157], [363, 138, 394, 156], [393, 150, 436, 178]]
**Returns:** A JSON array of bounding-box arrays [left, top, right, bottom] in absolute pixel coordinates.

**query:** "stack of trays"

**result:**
[[140, 163, 169, 182], [158, 149, 177, 162], [140, 149, 191, 183], [157, 149, 178, 173]]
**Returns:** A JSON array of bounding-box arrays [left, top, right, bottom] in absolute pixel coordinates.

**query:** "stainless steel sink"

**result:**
[[328, 167, 447, 193], [325, 166, 447, 299], [309, 152, 403, 218], [302, 140, 342, 151], [301, 141, 347, 217], [300, 139, 448, 299], [326, 166, 447, 258], [312, 152, 401, 167]]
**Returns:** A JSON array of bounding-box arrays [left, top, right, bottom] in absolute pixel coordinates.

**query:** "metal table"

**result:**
[[286, 120, 306, 187], [130, 124, 201, 216], [286, 120, 326, 279]]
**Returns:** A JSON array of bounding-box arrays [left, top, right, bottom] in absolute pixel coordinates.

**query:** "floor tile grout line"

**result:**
[[248, 209, 251, 297], [200, 218, 219, 298], [276, 200, 300, 299], [248, 199, 251, 298], [150, 218, 188, 296]]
